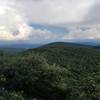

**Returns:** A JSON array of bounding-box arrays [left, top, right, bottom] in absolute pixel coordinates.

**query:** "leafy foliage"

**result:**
[[0, 43, 100, 100], [0, 89, 24, 100]]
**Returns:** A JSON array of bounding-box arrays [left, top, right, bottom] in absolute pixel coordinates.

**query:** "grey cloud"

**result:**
[[82, 1, 100, 25], [0, 0, 100, 43]]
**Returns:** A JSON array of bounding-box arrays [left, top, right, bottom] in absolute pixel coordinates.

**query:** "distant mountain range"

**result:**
[[0, 44, 41, 49], [0, 42, 100, 53], [0, 44, 41, 53]]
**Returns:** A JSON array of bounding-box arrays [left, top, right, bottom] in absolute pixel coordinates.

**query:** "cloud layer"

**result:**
[[0, 0, 100, 43]]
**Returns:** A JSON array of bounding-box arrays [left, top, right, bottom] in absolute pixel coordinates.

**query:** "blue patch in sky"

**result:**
[[28, 23, 68, 34]]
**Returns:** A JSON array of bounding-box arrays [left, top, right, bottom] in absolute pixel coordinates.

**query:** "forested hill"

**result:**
[[24, 42, 100, 68], [94, 45, 100, 49], [39, 42, 92, 48], [0, 42, 100, 100]]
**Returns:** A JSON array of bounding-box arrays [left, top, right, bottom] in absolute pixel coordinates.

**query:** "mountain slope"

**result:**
[[24, 42, 100, 68], [39, 42, 92, 48], [94, 45, 100, 49], [1, 42, 100, 99]]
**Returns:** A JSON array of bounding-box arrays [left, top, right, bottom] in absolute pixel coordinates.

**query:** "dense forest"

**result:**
[[0, 42, 100, 100]]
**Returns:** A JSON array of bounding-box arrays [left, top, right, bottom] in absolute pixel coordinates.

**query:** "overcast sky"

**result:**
[[0, 0, 100, 44]]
